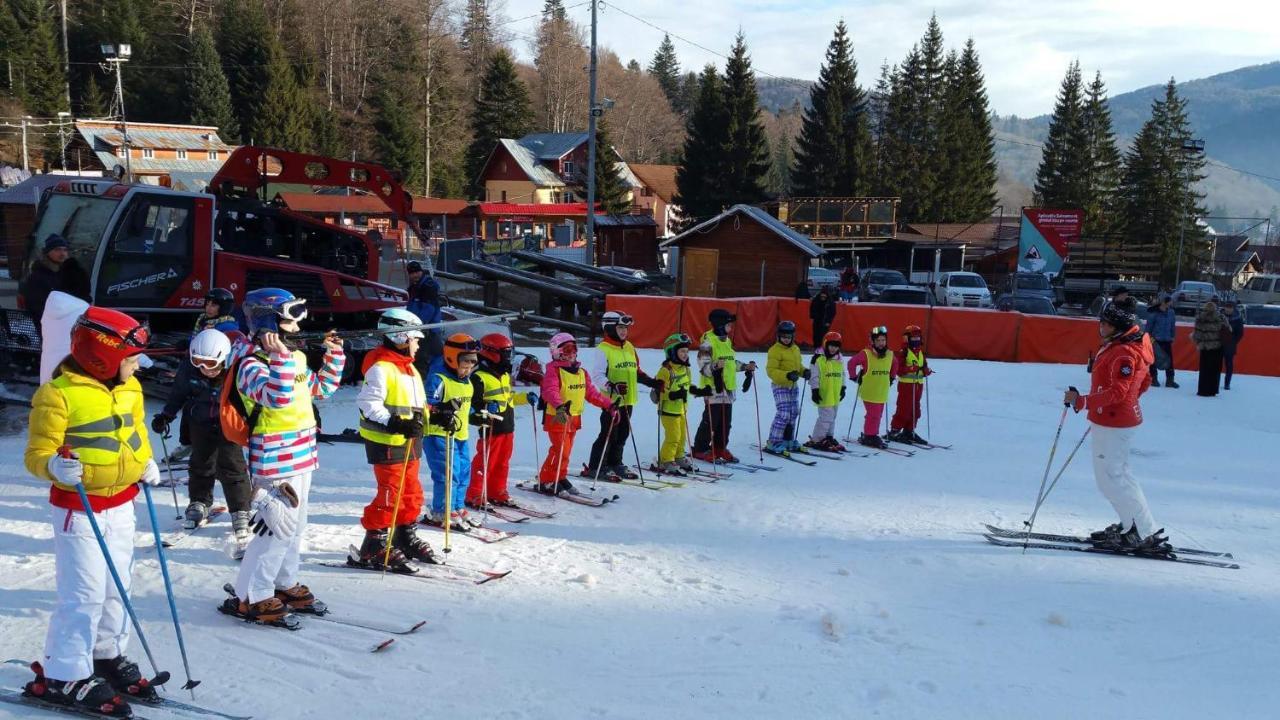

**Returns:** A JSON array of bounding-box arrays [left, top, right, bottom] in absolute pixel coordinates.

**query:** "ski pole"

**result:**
[[529, 404, 541, 468], [1036, 426, 1092, 510], [925, 373, 932, 442], [750, 371, 763, 462], [382, 429, 415, 575], [443, 431, 453, 555], [157, 432, 181, 519], [61, 449, 170, 689], [1023, 400, 1072, 550], [796, 372, 811, 446], [551, 411, 569, 496], [140, 482, 199, 696], [591, 408, 620, 493], [480, 416, 491, 522], [628, 408, 647, 486]]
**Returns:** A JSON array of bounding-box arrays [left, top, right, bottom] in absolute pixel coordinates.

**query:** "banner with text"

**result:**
[[1018, 208, 1082, 277]]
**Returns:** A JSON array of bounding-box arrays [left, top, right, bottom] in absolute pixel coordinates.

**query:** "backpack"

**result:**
[[220, 353, 263, 447]]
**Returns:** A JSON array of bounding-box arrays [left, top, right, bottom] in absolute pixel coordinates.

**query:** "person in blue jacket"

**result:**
[[194, 288, 241, 334], [406, 261, 444, 373], [1145, 293, 1178, 389]]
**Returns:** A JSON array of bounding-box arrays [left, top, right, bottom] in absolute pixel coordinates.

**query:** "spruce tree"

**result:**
[[80, 74, 111, 117], [461, 0, 495, 101], [674, 64, 729, 229], [675, 70, 699, 116], [877, 48, 928, 217], [543, 0, 567, 21], [187, 25, 239, 141], [373, 82, 423, 189], [1080, 71, 1122, 233], [648, 34, 681, 108], [10, 0, 67, 117], [790, 21, 873, 197], [1034, 62, 1089, 209], [587, 119, 631, 215], [251, 34, 312, 149], [464, 49, 533, 198], [940, 40, 997, 222], [218, 0, 272, 143], [719, 33, 770, 206]]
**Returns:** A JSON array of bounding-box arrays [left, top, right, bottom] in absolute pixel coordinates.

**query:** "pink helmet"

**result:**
[[549, 332, 577, 361]]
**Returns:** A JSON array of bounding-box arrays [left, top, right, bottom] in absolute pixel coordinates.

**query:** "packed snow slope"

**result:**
[[0, 353, 1276, 719]]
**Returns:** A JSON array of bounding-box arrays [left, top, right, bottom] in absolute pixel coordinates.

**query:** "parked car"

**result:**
[[995, 294, 1057, 315], [1171, 280, 1218, 315], [877, 285, 933, 305], [1004, 272, 1058, 306], [1242, 303, 1280, 326], [807, 266, 841, 293], [858, 268, 908, 301], [933, 271, 994, 308], [1237, 274, 1280, 305]]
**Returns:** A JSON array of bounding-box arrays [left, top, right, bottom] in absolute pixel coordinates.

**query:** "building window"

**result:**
[[501, 190, 507, 202], [207, 150, 218, 161], [142, 148, 155, 159], [115, 147, 125, 158], [563, 161, 575, 176], [176, 149, 187, 160]]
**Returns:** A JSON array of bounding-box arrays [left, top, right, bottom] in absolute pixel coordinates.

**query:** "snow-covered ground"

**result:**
[[1, 352, 1276, 719]]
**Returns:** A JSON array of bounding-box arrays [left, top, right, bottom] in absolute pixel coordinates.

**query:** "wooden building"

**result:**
[[663, 204, 824, 297], [594, 214, 659, 270], [628, 163, 679, 237], [67, 120, 236, 189]]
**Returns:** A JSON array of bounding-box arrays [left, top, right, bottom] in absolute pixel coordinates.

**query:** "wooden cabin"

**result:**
[[662, 204, 824, 297]]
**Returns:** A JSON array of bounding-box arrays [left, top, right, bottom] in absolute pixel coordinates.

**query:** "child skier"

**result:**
[[466, 333, 536, 509], [223, 288, 345, 624], [420, 333, 480, 531], [765, 320, 808, 454], [652, 333, 712, 475], [152, 329, 251, 538], [584, 311, 662, 481], [24, 307, 165, 716], [193, 288, 239, 334], [537, 333, 615, 495], [887, 325, 933, 445], [691, 309, 757, 463], [848, 325, 900, 449], [806, 332, 848, 452], [352, 308, 440, 573]]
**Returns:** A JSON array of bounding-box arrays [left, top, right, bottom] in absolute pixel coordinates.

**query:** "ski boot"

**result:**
[[275, 584, 326, 615], [907, 431, 929, 445], [393, 524, 442, 565], [675, 456, 696, 473], [183, 501, 208, 530], [691, 449, 717, 463], [536, 478, 580, 496], [786, 439, 804, 453], [421, 510, 472, 532], [823, 436, 848, 452], [652, 461, 686, 477], [766, 440, 790, 455], [490, 497, 521, 508], [24, 662, 131, 718], [715, 448, 739, 464], [459, 509, 484, 528], [885, 429, 904, 444], [802, 439, 824, 452], [93, 656, 159, 702], [582, 463, 622, 482], [858, 433, 887, 449], [231, 511, 252, 541], [219, 591, 293, 627], [611, 464, 640, 480], [355, 529, 416, 574]]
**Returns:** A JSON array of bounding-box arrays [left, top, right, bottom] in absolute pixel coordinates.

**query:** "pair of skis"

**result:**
[[982, 525, 1239, 570], [515, 481, 619, 507], [2, 659, 249, 720], [315, 547, 512, 587], [839, 437, 916, 457]]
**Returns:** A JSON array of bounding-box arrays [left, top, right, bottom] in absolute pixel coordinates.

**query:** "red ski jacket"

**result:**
[[1073, 327, 1154, 428]]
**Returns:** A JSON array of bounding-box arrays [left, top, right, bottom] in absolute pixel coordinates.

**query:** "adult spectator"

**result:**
[[405, 261, 444, 372], [1191, 300, 1226, 397], [1220, 299, 1245, 390], [20, 234, 90, 322], [794, 281, 811, 300], [838, 266, 859, 302], [1145, 293, 1178, 388], [809, 287, 836, 349]]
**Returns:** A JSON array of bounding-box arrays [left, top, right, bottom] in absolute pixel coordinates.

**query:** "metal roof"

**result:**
[[478, 202, 590, 217], [518, 132, 588, 160], [0, 174, 100, 205], [662, 204, 824, 257], [498, 139, 566, 187], [592, 213, 656, 227], [75, 121, 234, 151]]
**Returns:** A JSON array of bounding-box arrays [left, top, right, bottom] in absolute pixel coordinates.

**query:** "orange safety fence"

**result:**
[[604, 295, 1280, 377]]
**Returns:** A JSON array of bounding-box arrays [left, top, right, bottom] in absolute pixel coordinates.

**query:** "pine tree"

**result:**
[[80, 74, 111, 117], [252, 34, 312, 149], [373, 82, 423, 189], [719, 33, 770, 205], [218, 0, 272, 143], [1034, 62, 1089, 209], [877, 49, 927, 216], [648, 34, 681, 108], [939, 39, 997, 222], [464, 49, 533, 198], [674, 64, 729, 228], [913, 15, 948, 220], [790, 21, 873, 197], [187, 25, 239, 141], [1080, 71, 1122, 233], [461, 0, 495, 101], [587, 119, 631, 215], [542, 0, 566, 21], [675, 70, 699, 116], [9, 0, 67, 117]]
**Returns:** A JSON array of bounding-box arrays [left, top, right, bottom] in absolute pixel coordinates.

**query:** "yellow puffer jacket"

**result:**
[[25, 363, 152, 502], [766, 341, 804, 388]]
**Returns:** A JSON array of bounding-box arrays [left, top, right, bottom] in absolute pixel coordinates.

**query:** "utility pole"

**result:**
[[20, 116, 30, 172], [60, 0, 71, 109], [585, 0, 599, 266], [1174, 138, 1205, 285], [102, 44, 133, 181], [58, 112, 71, 170]]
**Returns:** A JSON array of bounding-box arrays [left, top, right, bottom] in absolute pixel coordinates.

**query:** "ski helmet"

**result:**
[[822, 331, 842, 346], [776, 320, 797, 338], [70, 307, 150, 381], [205, 287, 235, 315], [189, 328, 232, 369], [242, 288, 307, 335], [869, 325, 889, 344], [602, 311, 634, 341], [549, 332, 578, 362], [903, 324, 923, 348], [443, 333, 479, 371], [663, 332, 692, 364], [479, 333, 514, 369], [708, 308, 735, 331], [378, 308, 424, 347], [1099, 298, 1137, 333]]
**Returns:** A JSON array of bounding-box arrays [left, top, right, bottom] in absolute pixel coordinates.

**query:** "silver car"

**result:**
[[1172, 281, 1218, 316]]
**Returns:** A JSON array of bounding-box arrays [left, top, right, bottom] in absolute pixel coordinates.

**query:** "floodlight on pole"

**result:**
[[57, 111, 71, 171], [1174, 138, 1205, 285], [102, 43, 132, 182]]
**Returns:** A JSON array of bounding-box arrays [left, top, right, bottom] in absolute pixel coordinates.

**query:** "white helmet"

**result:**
[[380, 308, 424, 346], [189, 329, 231, 368]]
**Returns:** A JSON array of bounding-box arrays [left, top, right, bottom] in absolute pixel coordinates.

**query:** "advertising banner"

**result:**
[[1018, 208, 1082, 276]]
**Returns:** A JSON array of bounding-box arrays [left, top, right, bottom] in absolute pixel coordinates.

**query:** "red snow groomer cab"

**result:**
[[18, 147, 414, 327]]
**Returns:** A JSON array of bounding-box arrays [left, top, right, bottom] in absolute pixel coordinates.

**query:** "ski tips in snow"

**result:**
[[982, 533, 1240, 570]]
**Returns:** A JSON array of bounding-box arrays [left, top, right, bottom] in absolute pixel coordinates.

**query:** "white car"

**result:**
[[934, 272, 993, 308]]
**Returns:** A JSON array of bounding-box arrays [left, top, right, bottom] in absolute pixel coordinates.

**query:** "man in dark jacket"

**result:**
[[1145, 293, 1178, 388], [20, 234, 91, 322], [809, 287, 836, 349], [406, 261, 444, 373], [1221, 299, 1245, 390]]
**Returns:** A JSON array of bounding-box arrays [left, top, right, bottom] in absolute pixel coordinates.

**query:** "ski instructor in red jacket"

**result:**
[[1063, 297, 1171, 556]]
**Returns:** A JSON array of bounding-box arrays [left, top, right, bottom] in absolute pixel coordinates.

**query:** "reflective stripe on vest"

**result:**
[[815, 355, 845, 407], [475, 370, 513, 412], [857, 349, 894, 404], [900, 349, 926, 384], [359, 361, 425, 447], [546, 366, 588, 420], [658, 364, 691, 416], [599, 341, 639, 406], [241, 350, 316, 435], [51, 375, 147, 463], [426, 371, 473, 441], [700, 332, 737, 392]]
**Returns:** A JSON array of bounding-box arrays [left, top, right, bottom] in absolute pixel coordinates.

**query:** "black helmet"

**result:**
[[777, 320, 796, 336], [205, 287, 235, 314], [1100, 297, 1137, 332], [708, 308, 736, 330]]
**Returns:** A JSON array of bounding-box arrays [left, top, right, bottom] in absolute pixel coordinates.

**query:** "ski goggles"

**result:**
[[79, 317, 151, 349], [870, 325, 888, 337], [446, 337, 482, 353], [190, 356, 224, 371], [279, 298, 308, 322], [607, 313, 635, 327]]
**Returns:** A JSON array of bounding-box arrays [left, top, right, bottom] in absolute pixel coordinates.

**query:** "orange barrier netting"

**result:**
[[605, 295, 1280, 378]]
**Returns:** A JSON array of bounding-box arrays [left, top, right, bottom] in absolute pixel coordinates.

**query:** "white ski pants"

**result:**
[[44, 503, 135, 682], [1091, 424, 1157, 538], [810, 405, 839, 442], [235, 472, 311, 604]]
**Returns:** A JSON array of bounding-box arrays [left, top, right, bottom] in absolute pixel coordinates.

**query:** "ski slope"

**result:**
[[0, 352, 1276, 719]]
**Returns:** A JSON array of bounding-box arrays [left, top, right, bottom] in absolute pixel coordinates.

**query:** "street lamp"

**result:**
[[1174, 138, 1205, 285], [101, 43, 132, 182]]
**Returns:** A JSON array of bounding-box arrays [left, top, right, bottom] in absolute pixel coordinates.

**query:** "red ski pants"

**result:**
[[467, 431, 514, 503], [360, 458, 423, 530], [540, 420, 579, 482], [890, 383, 924, 432], [862, 401, 885, 437]]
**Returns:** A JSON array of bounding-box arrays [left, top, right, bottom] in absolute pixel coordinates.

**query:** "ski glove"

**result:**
[[250, 482, 300, 539], [609, 381, 629, 397], [855, 372, 864, 385], [429, 408, 462, 433], [638, 375, 662, 390], [47, 453, 83, 486], [811, 388, 822, 404], [524, 391, 539, 408], [387, 414, 425, 438], [840, 386, 847, 400], [803, 367, 812, 381], [741, 371, 753, 392], [669, 389, 688, 402], [150, 413, 173, 435], [690, 385, 713, 398], [140, 459, 163, 487], [786, 371, 800, 382], [554, 403, 570, 425]]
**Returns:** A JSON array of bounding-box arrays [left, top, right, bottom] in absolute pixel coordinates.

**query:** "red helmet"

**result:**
[[822, 331, 842, 346], [903, 324, 923, 338], [70, 307, 150, 381], [478, 333, 514, 364]]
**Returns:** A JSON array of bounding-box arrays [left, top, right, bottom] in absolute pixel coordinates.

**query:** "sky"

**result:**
[[499, 0, 1280, 117]]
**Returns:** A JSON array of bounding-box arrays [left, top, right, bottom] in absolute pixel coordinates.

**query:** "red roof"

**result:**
[[413, 197, 470, 215], [277, 192, 395, 215], [477, 202, 590, 217]]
